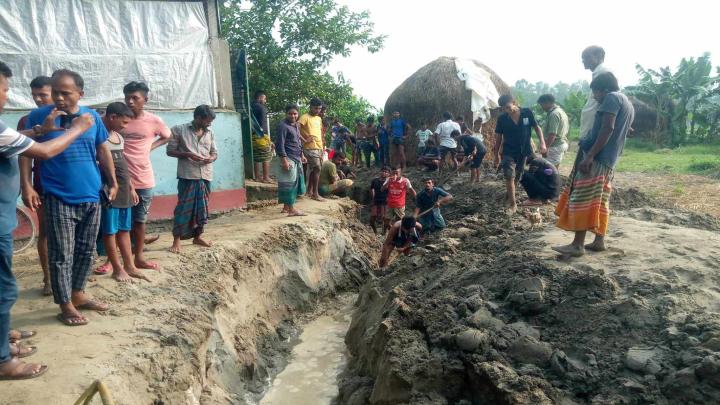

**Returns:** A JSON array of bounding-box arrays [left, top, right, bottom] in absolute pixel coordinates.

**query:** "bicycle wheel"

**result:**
[[13, 206, 37, 254]]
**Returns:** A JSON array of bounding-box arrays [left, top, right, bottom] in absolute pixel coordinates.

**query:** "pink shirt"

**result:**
[[120, 111, 171, 189]]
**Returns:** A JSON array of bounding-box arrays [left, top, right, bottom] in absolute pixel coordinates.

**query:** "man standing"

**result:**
[[415, 178, 453, 233], [0, 61, 96, 379], [122, 81, 171, 270], [434, 112, 461, 171], [275, 103, 306, 217], [167, 105, 218, 253], [319, 152, 354, 197], [18, 76, 54, 295], [389, 111, 409, 169], [580, 46, 614, 139], [494, 94, 547, 213], [553, 73, 634, 257], [299, 98, 325, 201], [382, 167, 417, 226], [377, 116, 390, 167], [26, 69, 118, 326], [537, 94, 569, 168], [251, 90, 273, 183]]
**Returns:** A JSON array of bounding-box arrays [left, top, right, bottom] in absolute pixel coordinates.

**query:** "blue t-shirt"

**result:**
[[0, 120, 34, 234], [26, 105, 108, 204], [390, 118, 406, 139]]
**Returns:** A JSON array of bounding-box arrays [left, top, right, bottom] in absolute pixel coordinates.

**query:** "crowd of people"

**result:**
[[0, 65, 218, 379], [0, 43, 634, 380]]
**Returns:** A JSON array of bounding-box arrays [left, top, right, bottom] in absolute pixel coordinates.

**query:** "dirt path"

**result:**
[[5, 198, 374, 405], [338, 168, 720, 404]]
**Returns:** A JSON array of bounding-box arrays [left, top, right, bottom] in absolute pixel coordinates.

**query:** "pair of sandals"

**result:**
[[0, 330, 48, 380]]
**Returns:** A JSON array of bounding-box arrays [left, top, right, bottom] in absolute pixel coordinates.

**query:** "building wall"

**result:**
[[2, 110, 246, 220]]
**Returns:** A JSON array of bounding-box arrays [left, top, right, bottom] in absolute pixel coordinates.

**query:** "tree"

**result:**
[[627, 53, 719, 146], [220, 0, 385, 122]]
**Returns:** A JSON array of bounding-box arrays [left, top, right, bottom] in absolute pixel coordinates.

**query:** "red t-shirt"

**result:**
[[385, 177, 412, 208]]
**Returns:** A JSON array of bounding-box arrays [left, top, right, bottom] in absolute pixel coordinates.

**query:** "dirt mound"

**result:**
[[338, 168, 720, 404]]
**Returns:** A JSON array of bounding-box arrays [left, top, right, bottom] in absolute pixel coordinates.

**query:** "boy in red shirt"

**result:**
[[381, 167, 416, 229]]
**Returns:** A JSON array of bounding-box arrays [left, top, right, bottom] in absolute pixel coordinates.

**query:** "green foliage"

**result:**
[[220, 0, 385, 124], [626, 53, 720, 146], [511, 80, 588, 129]]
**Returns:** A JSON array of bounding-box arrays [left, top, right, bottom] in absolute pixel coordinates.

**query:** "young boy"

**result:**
[[415, 122, 432, 157], [381, 167, 417, 230], [369, 167, 390, 233], [100, 103, 149, 283], [417, 139, 441, 172]]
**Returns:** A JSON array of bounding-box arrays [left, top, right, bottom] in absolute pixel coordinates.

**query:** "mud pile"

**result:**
[[338, 168, 720, 404]]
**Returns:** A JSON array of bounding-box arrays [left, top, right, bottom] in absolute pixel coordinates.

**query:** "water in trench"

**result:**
[[259, 298, 354, 405]]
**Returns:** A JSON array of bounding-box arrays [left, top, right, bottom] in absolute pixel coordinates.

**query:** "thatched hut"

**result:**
[[628, 96, 668, 143], [384, 56, 511, 162]]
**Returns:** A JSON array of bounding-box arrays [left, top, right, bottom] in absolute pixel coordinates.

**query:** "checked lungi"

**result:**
[[555, 151, 613, 236], [276, 159, 305, 205], [173, 179, 211, 239], [44, 194, 101, 304]]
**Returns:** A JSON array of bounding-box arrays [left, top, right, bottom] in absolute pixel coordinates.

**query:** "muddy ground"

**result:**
[[337, 165, 720, 404]]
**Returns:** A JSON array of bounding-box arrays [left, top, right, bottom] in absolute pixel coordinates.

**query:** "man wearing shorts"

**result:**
[[434, 112, 461, 171], [369, 166, 390, 234], [121, 81, 171, 270], [389, 111, 409, 169], [458, 133, 487, 183], [493, 94, 546, 213], [382, 167, 416, 227], [299, 98, 325, 201]]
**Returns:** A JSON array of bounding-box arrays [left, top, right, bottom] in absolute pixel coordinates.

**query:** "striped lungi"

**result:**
[[252, 133, 273, 163], [555, 152, 613, 236], [173, 179, 211, 239]]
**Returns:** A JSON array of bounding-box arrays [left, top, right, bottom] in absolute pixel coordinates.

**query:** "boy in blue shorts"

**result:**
[[100, 103, 149, 283]]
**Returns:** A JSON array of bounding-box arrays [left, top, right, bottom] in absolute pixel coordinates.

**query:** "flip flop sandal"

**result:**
[[9, 329, 36, 343], [76, 299, 110, 312], [0, 360, 48, 380], [10, 344, 37, 359], [136, 261, 159, 270], [93, 263, 112, 275], [57, 313, 89, 326]]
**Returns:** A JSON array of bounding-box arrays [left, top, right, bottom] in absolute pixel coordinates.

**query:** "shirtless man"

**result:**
[[378, 216, 423, 268]]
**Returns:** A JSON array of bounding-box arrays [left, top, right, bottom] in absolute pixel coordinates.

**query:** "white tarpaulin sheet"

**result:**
[[0, 0, 217, 110], [454, 58, 499, 125]]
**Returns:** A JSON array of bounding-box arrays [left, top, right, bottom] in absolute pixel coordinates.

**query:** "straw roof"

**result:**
[[384, 57, 510, 161]]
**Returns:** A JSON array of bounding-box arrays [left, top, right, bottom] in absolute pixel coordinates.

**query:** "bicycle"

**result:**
[[13, 205, 37, 254]]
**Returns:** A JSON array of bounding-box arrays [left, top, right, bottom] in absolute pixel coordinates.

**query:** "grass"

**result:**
[[559, 127, 720, 176]]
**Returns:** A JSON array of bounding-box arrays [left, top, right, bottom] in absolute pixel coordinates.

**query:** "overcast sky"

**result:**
[[328, 0, 720, 109]]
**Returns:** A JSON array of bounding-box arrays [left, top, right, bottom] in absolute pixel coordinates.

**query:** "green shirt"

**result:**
[[319, 160, 338, 187], [544, 106, 569, 147]]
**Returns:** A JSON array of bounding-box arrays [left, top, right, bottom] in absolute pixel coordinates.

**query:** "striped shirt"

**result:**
[[0, 120, 34, 234]]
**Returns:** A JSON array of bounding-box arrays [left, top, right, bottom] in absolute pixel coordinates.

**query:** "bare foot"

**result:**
[[551, 244, 585, 257], [126, 267, 151, 282], [144, 234, 160, 245], [169, 242, 181, 254], [111, 269, 133, 283], [134, 259, 160, 270], [311, 195, 325, 202], [281, 207, 290, 213], [193, 237, 213, 248], [585, 240, 607, 252], [287, 210, 307, 217]]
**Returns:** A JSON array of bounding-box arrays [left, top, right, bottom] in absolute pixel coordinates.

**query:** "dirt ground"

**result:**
[[5, 198, 375, 405], [337, 165, 720, 404]]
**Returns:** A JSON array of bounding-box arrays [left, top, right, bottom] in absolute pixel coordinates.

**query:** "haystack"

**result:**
[[384, 56, 511, 162]]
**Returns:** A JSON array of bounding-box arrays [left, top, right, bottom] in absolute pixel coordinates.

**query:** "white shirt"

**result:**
[[434, 120, 461, 148], [580, 63, 615, 139]]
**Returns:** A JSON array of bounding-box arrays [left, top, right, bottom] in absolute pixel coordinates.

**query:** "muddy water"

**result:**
[[260, 301, 354, 405]]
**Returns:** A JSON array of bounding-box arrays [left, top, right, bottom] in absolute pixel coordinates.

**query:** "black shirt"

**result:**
[[251, 101, 269, 134], [370, 177, 388, 203], [495, 108, 537, 157], [528, 157, 560, 195], [458, 135, 485, 155]]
